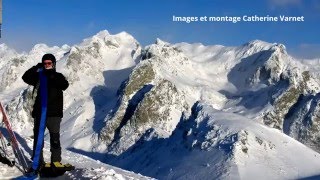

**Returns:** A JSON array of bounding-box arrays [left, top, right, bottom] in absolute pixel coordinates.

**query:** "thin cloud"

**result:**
[[268, 0, 303, 12], [313, 0, 320, 11], [268, 0, 302, 7], [87, 21, 96, 30], [288, 43, 320, 59]]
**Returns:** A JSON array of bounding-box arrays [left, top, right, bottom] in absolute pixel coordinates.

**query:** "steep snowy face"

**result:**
[[179, 41, 320, 151], [105, 102, 320, 179], [260, 46, 320, 134], [176, 41, 320, 155], [174, 40, 292, 102], [59, 30, 142, 150], [276, 59, 320, 153], [0, 44, 23, 91], [180, 40, 319, 135], [282, 93, 320, 151], [64, 30, 140, 87], [100, 38, 320, 155], [0, 44, 20, 70], [100, 39, 190, 154], [182, 103, 320, 180]]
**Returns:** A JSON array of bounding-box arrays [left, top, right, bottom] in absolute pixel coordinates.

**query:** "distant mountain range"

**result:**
[[1, 30, 320, 179]]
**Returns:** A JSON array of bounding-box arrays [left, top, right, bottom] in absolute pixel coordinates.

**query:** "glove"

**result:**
[[44, 69, 56, 79], [35, 63, 43, 70]]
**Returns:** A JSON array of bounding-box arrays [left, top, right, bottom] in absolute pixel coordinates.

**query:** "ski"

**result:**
[[0, 101, 29, 173]]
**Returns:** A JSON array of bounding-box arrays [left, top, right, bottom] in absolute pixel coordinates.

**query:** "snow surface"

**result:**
[[103, 102, 320, 179], [0, 138, 151, 179]]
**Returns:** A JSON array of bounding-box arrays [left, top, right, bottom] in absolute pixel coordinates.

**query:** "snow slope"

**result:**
[[0, 138, 151, 179], [103, 102, 320, 179]]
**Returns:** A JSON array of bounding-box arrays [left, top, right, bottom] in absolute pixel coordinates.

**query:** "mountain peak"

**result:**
[[0, 43, 17, 56], [94, 30, 110, 39], [30, 43, 50, 51], [155, 38, 170, 46], [28, 43, 69, 61], [79, 30, 139, 51], [243, 40, 287, 54], [248, 39, 268, 45], [80, 30, 110, 46], [116, 31, 135, 39], [241, 40, 273, 50], [0, 43, 11, 51], [270, 43, 287, 54]]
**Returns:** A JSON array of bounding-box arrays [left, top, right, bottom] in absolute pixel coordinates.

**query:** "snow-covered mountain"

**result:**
[[105, 102, 320, 179], [1, 30, 320, 179]]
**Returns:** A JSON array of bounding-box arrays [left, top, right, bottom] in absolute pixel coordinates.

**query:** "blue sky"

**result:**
[[1, 0, 320, 58]]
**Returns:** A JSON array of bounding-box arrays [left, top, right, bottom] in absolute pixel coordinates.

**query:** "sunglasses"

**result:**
[[43, 62, 53, 65]]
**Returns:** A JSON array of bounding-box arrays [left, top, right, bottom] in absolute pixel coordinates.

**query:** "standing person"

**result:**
[[22, 53, 69, 172]]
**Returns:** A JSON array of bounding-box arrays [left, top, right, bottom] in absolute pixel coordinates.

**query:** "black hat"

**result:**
[[42, 53, 56, 63]]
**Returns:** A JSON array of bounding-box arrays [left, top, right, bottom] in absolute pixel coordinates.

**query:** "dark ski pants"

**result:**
[[32, 117, 62, 163]]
